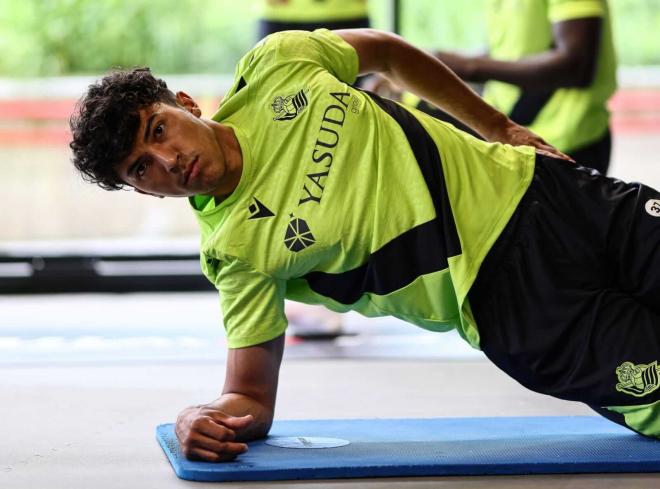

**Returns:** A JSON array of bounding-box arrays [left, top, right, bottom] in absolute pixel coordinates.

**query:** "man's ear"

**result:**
[[134, 188, 164, 199], [176, 91, 202, 117]]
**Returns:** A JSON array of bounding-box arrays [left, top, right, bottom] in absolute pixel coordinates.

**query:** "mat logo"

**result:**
[[271, 88, 309, 121], [645, 199, 660, 217], [284, 214, 315, 252], [615, 361, 660, 397]]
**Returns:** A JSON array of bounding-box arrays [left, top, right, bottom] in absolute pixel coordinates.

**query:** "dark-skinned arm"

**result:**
[[336, 28, 571, 160], [437, 17, 602, 90], [175, 333, 284, 462]]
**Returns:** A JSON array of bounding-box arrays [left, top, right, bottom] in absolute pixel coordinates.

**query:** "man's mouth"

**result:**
[[183, 156, 199, 185]]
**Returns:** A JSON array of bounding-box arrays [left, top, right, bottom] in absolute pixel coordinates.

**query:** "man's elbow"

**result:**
[[344, 28, 403, 75], [572, 61, 598, 88], [558, 52, 598, 88]]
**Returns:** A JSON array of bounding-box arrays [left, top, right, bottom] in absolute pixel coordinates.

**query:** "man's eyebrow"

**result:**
[[143, 112, 158, 143], [125, 111, 159, 179]]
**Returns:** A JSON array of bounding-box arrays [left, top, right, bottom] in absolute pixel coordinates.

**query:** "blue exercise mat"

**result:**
[[156, 416, 660, 482]]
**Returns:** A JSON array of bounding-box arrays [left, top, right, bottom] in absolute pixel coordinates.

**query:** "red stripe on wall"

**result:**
[[0, 93, 657, 146]]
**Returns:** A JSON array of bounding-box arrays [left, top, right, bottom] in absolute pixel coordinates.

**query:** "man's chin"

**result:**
[[184, 183, 214, 198]]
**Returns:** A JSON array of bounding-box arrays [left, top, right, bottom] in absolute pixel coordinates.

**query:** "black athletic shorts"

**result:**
[[469, 154, 660, 435]]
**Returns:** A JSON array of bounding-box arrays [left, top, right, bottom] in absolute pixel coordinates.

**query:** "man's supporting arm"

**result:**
[[335, 28, 570, 160], [175, 333, 284, 462], [436, 18, 602, 90]]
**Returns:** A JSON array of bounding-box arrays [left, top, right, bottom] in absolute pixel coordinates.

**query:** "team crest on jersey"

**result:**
[[615, 361, 660, 397], [284, 214, 315, 252], [271, 88, 309, 121]]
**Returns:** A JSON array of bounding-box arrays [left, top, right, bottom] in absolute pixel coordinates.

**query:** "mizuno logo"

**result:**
[[272, 89, 309, 121], [248, 197, 275, 220]]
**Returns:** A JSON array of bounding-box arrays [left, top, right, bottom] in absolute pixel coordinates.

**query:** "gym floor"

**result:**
[[1, 134, 660, 487]]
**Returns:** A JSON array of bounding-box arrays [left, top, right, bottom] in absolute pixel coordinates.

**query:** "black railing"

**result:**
[[0, 254, 213, 293]]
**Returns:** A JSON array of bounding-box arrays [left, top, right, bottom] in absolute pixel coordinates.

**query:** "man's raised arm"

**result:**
[[335, 28, 570, 160], [175, 333, 284, 462]]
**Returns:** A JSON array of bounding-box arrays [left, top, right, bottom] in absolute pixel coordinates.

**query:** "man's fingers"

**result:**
[[176, 406, 254, 462], [502, 122, 575, 163], [222, 414, 255, 430], [189, 432, 249, 457], [188, 447, 223, 462], [524, 130, 575, 163], [537, 142, 570, 160], [537, 147, 575, 163], [206, 411, 255, 430], [187, 445, 247, 463], [197, 416, 237, 441]]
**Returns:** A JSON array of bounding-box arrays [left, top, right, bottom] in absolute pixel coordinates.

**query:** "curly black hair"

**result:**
[[69, 67, 177, 190]]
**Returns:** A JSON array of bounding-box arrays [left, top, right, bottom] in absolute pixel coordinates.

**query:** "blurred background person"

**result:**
[[434, 0, 617, 174], [259, 0, 370, 40]]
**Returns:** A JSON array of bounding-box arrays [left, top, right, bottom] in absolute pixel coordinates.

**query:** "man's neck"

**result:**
[[210, 121, 243, 201]]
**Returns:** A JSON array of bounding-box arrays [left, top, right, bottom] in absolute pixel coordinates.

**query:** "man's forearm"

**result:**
[[175, 336, 284, 462], [380, 36, 511, 142], [442, 51, 594, 90]]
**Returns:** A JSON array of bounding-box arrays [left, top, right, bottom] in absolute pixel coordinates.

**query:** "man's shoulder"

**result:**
[[238, 30, 313, 70]]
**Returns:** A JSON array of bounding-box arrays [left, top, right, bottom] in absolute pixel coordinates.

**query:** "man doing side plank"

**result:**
[[70, 29, 660, 461]]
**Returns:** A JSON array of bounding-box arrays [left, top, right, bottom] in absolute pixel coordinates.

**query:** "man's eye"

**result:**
[[154, 122, 164, 138], [136, 162, 147, 178]]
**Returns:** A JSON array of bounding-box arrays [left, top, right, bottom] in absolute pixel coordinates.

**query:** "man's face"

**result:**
[[116, 93, 227, 198]]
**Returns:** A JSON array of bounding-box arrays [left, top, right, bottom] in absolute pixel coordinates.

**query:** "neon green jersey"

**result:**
[[261, 0, 368, 23], [483, 0, 617, 153], [190, 30, 535, 349]]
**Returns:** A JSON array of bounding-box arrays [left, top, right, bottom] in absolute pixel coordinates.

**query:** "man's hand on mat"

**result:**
[[492, 120, 575, 163], [175, 405, 254, 462]]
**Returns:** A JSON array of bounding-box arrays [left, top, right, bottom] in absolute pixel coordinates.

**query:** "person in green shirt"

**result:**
[[69, 28, 659, 462], [259, 0, 370, 40], [434, 0, 617, 174]]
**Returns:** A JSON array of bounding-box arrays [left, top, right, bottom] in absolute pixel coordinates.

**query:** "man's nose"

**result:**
[[153, 148, 180, 173]]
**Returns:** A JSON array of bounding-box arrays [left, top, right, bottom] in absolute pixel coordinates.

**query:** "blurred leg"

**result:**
[[285, 301, 343, 338]]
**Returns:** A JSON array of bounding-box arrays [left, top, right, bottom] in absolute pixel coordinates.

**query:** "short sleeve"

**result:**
[[271, 29, 359, 85], [548, 0, 605, 23], [215, 257, 287, 349]]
